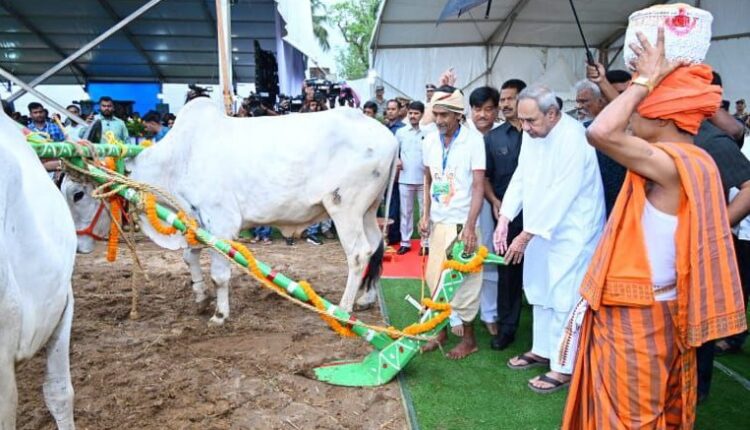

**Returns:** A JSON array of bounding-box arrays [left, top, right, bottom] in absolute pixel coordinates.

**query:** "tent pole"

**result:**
[[7, 0, 165, 102], [0, 66, 87, 126], [215, 0, 234, 115]]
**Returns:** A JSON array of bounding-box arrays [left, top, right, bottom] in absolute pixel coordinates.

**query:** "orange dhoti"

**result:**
[[562, 301, 696, 429]]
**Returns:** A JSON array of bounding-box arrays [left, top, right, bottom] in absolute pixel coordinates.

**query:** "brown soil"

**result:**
[[16, 237, 407, 429]]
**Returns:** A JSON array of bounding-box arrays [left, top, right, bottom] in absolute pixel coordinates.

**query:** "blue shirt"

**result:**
[[27, 120, 65, 142], [154, 126, 170, 142], [387, 120, 405, 135]]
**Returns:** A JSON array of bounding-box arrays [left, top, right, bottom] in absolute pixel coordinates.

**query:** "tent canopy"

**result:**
[[370, 0, 750, 103], [0, 0, 314, 85], [372, 0, 659, 50]]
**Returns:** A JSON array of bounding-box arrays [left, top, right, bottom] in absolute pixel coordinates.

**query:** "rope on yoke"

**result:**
[[63, 157, 489, 342]]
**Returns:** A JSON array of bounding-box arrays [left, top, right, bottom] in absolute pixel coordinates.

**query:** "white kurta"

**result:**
[[500, 114, 605, 313]]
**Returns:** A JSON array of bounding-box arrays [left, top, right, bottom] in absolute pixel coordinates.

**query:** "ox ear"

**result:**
[[136, 213, 187, 250]]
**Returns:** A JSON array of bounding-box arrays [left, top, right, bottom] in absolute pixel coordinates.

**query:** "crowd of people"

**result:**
[[367, 17, 748, 429]]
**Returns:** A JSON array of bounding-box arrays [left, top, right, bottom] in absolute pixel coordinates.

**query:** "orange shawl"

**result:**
[[580, 142, 747, 348]]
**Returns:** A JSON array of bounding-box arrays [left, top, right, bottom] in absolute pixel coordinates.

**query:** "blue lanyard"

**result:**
[[440, 126, 460, 173]]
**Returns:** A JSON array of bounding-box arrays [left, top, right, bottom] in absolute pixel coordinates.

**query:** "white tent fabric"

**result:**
[[372, 46, 596, 107], [370, 0, 749, 104], [276, 0, 317, 59]]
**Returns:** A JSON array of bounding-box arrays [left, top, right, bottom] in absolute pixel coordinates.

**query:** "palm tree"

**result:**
[[311, 0, 331, 52]]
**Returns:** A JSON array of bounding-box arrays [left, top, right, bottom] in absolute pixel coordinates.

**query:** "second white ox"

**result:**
[[1, 110, 76, 428], [64, 98, 398, 324]]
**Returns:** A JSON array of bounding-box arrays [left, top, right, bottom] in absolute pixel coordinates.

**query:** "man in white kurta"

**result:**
[[494, 85, 604, 393]]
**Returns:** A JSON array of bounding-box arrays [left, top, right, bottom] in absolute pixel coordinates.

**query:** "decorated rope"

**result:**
[[61, 158, 491, 342]]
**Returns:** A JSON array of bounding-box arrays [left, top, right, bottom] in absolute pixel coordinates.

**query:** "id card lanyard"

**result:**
[[440, 125, 461, 174]]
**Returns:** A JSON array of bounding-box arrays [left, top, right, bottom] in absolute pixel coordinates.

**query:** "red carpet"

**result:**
[[382, 239, 427, 279]]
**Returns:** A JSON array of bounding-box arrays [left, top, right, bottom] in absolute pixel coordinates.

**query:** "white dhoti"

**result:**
[[531, 305, 573, 373], [499, 114, 606, 374]]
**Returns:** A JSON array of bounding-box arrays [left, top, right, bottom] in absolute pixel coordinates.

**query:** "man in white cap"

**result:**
[[419, 86, 487, 359], [368, 84, 388, 119]]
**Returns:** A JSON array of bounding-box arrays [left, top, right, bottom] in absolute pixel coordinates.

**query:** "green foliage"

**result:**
[[311, 0, 330, 52], [125, 118, 145, 138], [330, 0, 381, 80]]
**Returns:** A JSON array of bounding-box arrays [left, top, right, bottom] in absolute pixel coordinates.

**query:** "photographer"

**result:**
[[243, 93, 278, 117]]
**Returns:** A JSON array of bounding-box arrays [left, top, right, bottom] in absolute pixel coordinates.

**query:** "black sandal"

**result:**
[[528, 374, 570, 394], [507, 353, 550, 370]]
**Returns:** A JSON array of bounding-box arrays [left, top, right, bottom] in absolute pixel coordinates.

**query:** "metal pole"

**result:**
[[7, 0, 166, 102], [0, 66, 87, 125]]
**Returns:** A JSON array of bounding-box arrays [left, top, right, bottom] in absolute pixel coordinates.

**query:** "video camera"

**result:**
[[304, 79, 355, 108], [242, 91, 276, 116], [277, 94, 304, 114]]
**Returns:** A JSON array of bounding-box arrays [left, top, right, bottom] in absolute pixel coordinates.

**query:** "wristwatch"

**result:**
[[631, 76, 654, 93]]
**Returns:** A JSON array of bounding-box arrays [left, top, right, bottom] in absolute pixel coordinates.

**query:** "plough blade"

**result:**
[[314, 337, 421, 387]]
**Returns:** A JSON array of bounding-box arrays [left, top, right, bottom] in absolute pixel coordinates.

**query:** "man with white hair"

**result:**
[[494, 85, 605, 393], [573, 80, 606, 125], [575, 79, 627, 217]]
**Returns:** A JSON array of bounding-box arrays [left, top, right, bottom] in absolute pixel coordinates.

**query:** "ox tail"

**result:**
[[361, 147, 397, 292], [360, 241, 385, 292]]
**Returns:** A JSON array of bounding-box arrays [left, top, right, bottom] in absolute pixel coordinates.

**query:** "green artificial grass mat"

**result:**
[[381, 279, 750, 430]]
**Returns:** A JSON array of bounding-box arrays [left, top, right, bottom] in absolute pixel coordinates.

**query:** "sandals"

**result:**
[[715, 340, 742, 355], [507, 352, 550, 370], [528, 374, 570, 394]]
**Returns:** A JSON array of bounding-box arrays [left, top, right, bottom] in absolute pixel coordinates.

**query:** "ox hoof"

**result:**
[[353, 302, 375, 312], [208, 315, 226, 326]]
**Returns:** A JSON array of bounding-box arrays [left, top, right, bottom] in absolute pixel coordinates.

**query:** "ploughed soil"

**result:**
[[16, 237, 406, 429]]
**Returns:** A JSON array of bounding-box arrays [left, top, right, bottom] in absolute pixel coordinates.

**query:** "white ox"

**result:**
[[0, 111, 76, 428], [63, 98, 398, 324]]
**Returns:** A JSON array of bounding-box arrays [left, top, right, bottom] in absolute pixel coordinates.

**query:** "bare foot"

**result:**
[[445, 338, 478, 360], [451, 324, 464, 337], [446, 323, 477, 360], [485, 322, 498, 336], [421, 329, 447, 353]]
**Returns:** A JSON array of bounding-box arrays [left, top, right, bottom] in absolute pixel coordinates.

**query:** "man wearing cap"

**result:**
[[735, 99, 749, 124], [419, 86, 486, 360], [368, 85, 388, 119], [562, 21, 746, 429], [425, 83, 436, 104]]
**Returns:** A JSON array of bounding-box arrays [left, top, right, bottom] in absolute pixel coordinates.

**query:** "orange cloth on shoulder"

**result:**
[[636, 64, 722, 135]]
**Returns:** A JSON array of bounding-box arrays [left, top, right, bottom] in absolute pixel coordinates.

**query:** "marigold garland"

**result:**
[[106, 197, 121, 262], [227, 240, 287, 295], [143, 193, 177, 235], [442, 246, 488, 273], [104, 158, 120, 262], [299, 280, 357, 338], [387, 298, 452, 338], [178, 213, 200, 246]]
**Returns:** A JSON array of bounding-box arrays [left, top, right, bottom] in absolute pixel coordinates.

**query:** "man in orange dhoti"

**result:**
[[561, 25, 747, 430]]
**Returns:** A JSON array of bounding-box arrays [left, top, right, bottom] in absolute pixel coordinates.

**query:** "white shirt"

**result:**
[[396, 124, 427, 184], [423, 124, 486, 224], [65, 124, 87, 141], [501, 114, 605, 311]]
